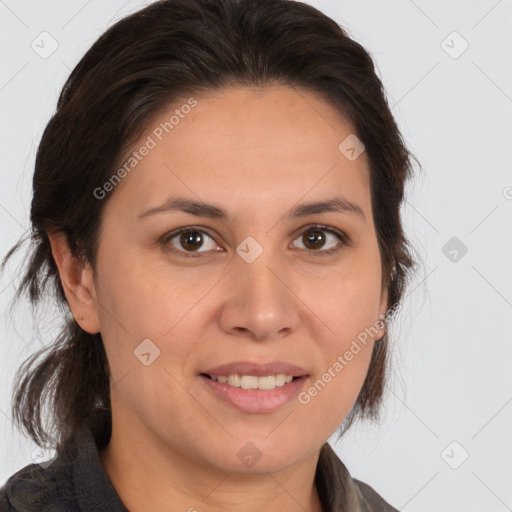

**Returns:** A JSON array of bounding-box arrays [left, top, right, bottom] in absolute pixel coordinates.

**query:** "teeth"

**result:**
[[210, 373, 296, 390], [275, 374, 286, 387], [227, 374, 241, 387], [241, 375, 259, 389]]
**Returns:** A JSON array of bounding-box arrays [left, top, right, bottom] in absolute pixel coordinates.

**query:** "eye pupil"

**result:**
[[303, 229, 326, 250], [181, 231, 203, 251]]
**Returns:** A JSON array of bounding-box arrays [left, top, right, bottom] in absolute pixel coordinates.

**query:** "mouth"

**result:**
[[198, 362, 309, 413]]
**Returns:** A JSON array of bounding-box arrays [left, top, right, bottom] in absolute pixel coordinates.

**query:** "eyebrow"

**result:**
[[137, 196, 366, 223]]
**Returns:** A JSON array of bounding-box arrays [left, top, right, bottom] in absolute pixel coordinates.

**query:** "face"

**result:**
[[87, 85, 388, 473]]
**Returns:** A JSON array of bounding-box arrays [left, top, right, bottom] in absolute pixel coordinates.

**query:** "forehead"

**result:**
[[106, 85, 371, 221]]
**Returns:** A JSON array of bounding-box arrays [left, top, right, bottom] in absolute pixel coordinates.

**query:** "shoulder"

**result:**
[[0, 416, 127, 512], [352, 478, 399, 512], [0, 434, 81, 512], [0, 456, 76, 511], [0, 484, 15, 512]]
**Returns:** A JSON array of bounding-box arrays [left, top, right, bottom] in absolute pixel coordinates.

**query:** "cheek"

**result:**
[[93, 253, 212, 382], [296, 260, 381, 417], [306, 259, 383, 342], [95, 249, 194, 334], [299, 330, 375, 438]]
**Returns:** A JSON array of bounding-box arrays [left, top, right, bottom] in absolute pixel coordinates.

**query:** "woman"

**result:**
[[0, 0, 417, 510]]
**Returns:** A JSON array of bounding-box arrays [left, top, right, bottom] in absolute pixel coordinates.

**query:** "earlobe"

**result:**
[[376, 287, 389, 341], [47, 231, 100, 334]]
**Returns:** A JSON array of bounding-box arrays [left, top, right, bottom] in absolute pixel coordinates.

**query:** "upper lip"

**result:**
[[201, 360, 309, 377]]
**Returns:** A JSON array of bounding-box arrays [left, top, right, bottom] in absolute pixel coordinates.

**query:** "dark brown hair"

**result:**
[[1, 0, 418, 449]]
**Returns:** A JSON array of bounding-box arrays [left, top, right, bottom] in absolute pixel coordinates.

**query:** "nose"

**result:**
[[218, 250, 300, 342]]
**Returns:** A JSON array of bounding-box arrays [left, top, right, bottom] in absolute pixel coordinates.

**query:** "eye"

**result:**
[[162, 224, 349, 258], [162, 227, 222, 257], [291, 225, 348, 256]]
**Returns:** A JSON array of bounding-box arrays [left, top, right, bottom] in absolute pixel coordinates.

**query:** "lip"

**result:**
[[201, 360, 309, 377], [199, 374, 309, 413]]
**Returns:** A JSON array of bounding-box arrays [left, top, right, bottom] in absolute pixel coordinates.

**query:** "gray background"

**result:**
[[1, 1, 511, 510]]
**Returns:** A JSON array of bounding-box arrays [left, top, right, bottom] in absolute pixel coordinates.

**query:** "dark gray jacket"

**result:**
[[0, 417, 398, 511]]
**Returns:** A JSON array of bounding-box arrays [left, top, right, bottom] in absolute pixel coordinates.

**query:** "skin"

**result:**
[[49, 85, 388, 512]]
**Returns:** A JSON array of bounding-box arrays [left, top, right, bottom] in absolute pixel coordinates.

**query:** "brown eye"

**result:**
[[292, 225, 347, 255], [164, 228, 221, 256], [163, 224, 348, 258], [302, 229, 327, 250], [179, 231, 204, 252]]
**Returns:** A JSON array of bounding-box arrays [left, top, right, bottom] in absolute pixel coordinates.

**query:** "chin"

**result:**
[[202, 437, 306, 475]]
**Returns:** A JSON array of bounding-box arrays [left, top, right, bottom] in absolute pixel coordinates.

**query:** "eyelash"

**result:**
[[161, 224, 349, 258]]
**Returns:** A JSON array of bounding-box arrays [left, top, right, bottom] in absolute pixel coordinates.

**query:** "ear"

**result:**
[[47, 231, 100, 334], [376, 286, 389, 341]]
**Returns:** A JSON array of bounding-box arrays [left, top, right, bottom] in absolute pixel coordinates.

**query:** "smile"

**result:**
[[199, 373, 308, 413]]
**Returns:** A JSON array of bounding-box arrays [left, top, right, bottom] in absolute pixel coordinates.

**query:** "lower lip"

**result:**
[[199, 375, 308, 413]]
